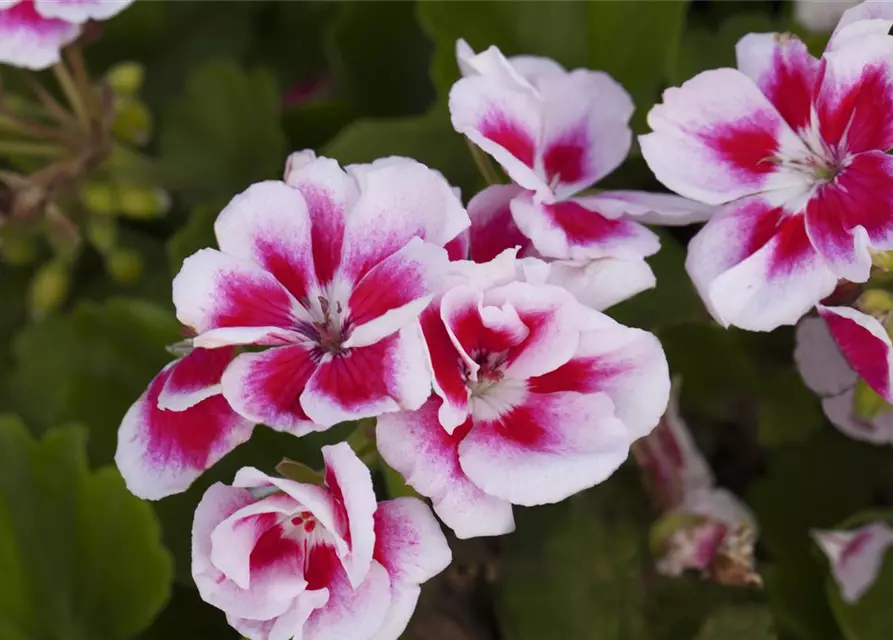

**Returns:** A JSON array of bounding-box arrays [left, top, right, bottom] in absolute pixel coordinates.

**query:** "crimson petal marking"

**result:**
[[817, 39, 893, 154], [459, 391, 630, 506], [173, 248, 307, 336], [420, 305, 471, 431], [158, 346, 234, 411], [301, 325, 432, 426], [376, 398, 516, 539], [0, 1, 79, 70], [511, 194, 661, 261], [818, 305, 893, 402], [794, 316, 859, 397], [221, 345, 322, 435], [115, 364, 254, 500], [445, 229, 470, 261], [537, 69, 634, 199], [467, 184, 532, 263], [736, 33, 819, 132], [214, 180, 316, 302], [641, 68, 803, 205]]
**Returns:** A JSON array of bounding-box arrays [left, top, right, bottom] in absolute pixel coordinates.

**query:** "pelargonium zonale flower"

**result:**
[[115, 345, 254, 500], [448, 40, 711, 310], [172, 151, 470, 432], [0, 0, 132, 70], [795, 310, 893, 444], [193, 443, 451, 640], [813, 522, 893, 603], [641, 11, 893, 331], [376, 250, 670, 538]]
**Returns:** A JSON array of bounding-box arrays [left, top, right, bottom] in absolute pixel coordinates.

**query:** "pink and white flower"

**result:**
[[448, 41, 712, 310], [115, 345, 255, 500], [636, 383, 759, 582], [795, 310, 893, 444], [172, 151, 469, 432], [192, 443, 451, 640], [813, 522, 893, 603], [0, 0, 132, 70], [376, 252, 670, 538], [641, 16, 893, 331]]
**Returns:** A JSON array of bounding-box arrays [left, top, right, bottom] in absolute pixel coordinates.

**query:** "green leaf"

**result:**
[[2, 298, 180, 465], [324, 106, 483, 200], [158, 61, 286, 204], [757, 370, 824, 447], [0, 416, 172, 639], [326, 1, 434, 117], [695, 604, 777, 639]]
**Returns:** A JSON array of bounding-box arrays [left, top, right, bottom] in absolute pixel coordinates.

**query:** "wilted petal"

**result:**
[[736, 32, 819, 132], [0, 1, 79, 70], [460, 391, 630, 506], [818, 305, 893, 402], [813, 522, 893, 603], [116, 363, 254, 500], [641, 68, 806, 204], [376, 398, 516, 539]]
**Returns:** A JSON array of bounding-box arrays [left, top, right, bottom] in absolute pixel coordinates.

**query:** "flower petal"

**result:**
[[0, 0, 79, 70], [822, 390, 893, 445], [301, 324, 431, 425], [115, 363, 254, 500], [284, 152, 357, 286], [794, 315, 859, 397], [303, 560, 391, 640], [510, 193, 661, 261], [582, 190, 715, 226], [640, 68, 806, 204], [339, 157, 469, 285], [344, 237, 447, 349], [158, 346, 234, 412], [806, 151, 893, 282], [816, 36, 893, 154], [420, 305, 471, 432], [221, 344, 323, 434], [813, 522, 893, 603], [467, 184, 532, 263], [35, 0, 132, 22], [818, 305, 893, 402], [459, 391, 630, 506], [545, 257, 656, 311], [528, 312, 670, 440], [373, 497, 452, 586], [537, 69, 634, 199], [173, 248, 308, 339], [322, 442, 378, 589], [229, 591, 328, 640], [686, 195, 837, 331], [376, 398, 516, 539], [214, 181, 316, 302], [830, 0, 893, 48], [370, 584, 421, 640], [735, 33, 819, 132]]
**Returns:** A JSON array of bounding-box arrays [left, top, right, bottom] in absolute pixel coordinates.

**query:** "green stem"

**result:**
[[53, 62, 89, 129], [0, 140, 64, 157], [0, 112, 75, 145], [65, 45, 96, 125], [465, 137, 502, 186], [19, 70, 77, 127]]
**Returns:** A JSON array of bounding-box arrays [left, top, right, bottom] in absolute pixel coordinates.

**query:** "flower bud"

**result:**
[[86, 216, 117, 254], [118, 185, 169, 219], [81, 183, 117, 216], [857, 289, 893, 316], [853, 379, 888, 421], [106, 62, 145, 97], [112, 97, 151, 146], [28, 259, 70, 318], [0, 227, 38, 265], [106, 248, 144, 284]]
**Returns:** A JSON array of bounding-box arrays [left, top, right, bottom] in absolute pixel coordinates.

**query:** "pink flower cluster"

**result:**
[[114, 39, 681, 635], [0, 0, 132, 70]]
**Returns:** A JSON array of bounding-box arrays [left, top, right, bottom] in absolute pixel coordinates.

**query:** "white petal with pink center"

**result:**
[[172, 154, 469, 430], [818, 305, 893, 402], [813, 522, 893, 603], [115, 347, 255, 500], [0, 0, 80, 70], [192, 443, 450, 640]]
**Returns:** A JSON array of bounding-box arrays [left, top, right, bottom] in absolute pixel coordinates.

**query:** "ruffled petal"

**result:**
[[459, 391, 630, 505], [376, 398, 515, 539], [640, 68, 807, 204]]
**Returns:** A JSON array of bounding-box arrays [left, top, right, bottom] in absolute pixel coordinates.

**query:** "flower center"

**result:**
[[776, 125, 844, 186], [289, 510, 319, 535], [309, 295, 347, 354], [467, 351, 507, 397]]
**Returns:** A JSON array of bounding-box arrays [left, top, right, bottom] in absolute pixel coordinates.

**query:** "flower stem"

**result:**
[[65, 45, 96, 124], [53, 62, 89, 129], [18, 71, 77, 127], [465, 137, 502, 186], [0, 140, 64, 157]]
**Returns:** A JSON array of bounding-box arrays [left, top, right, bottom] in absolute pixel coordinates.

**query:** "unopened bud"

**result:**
[[118, 186, 169, 219], [112, 97, 151, 146], [106, 248, 144, 284], [86, 216, 117, 253], [106, 62, 145, 96], [82, 183, 117, 216], [872, 250, 893, 271], [857, 289, 893, 316], [854, 379, 888, 421], [0, 227, 38, 265], [28, 259, 70, 318]]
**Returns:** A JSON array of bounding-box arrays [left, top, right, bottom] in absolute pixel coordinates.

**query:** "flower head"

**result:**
[[813, 522, 893, 603], [192, 443, 451, 640], [642, 12, 893, 330], [376, 251, 670, 538], [173, 152, 470, 432], [0, 0, 132, 70]]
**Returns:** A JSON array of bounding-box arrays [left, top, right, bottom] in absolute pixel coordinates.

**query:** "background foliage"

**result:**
[[1, 1, 891, 638]]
